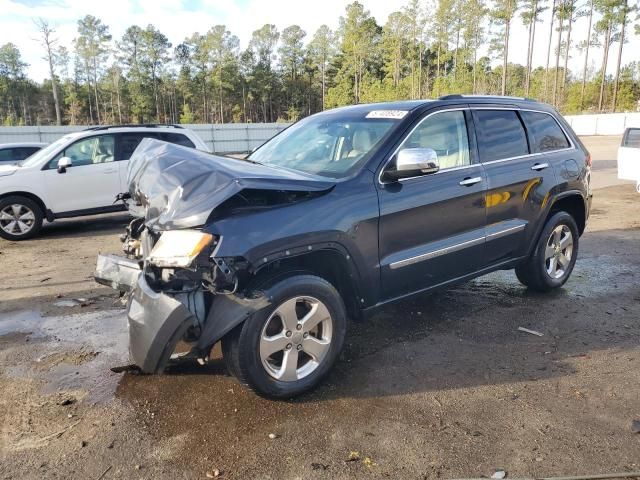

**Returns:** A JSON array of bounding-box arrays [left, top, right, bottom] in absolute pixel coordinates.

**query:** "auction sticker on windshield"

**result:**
[[365, 110, 408, 119]]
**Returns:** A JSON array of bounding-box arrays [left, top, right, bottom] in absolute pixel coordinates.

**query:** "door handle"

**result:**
[[531, 162, 549, 171], [103, 169, 117, 174], [459, 176, 482, 186]]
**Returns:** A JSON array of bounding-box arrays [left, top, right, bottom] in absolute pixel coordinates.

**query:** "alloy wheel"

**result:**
[[259, 296, 333, 382], [0, 204, 36, 236], [545, 224, 574, 279]]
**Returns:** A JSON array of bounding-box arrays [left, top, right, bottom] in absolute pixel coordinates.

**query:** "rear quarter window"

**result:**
[[159, 132, 195, 148], [622, 128, 640, 148], [473, 110, 529, 162], [520, 111, 570, 152]]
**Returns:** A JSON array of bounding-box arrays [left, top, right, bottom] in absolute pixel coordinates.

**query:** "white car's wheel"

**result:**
[[0, 196, 44, 241]]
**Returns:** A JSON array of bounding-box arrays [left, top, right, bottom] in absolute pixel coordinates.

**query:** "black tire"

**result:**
[[0, 195, 44, 241], [221, 274, 347, 399], [515, 211, 579, 292]]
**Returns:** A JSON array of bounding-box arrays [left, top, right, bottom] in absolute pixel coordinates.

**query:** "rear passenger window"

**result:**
[[520, 111, 569, 152], [474, 110, 529, 162], [118, 133, 159, 161], [622, 128, 640, 147], [159, 132, 195, 148]]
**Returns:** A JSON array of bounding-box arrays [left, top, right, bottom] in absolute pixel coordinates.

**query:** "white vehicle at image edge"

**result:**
[[0, 125, 209, 240], [617, 127, 640, 193], [0, 142, 47, 163]]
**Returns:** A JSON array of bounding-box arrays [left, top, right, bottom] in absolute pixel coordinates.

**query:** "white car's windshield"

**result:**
[[248, 111, 404, 178], [19, 136, 73, 168]]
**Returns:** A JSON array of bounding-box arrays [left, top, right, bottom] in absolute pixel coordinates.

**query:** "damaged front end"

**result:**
[[95, 139, 334, 373]]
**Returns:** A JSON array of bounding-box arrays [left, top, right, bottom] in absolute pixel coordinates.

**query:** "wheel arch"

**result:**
[[250, 247, 365, 320], [525, 190, 586, 257], [548, 192, 586, 235], [0, 191, 48, 219]]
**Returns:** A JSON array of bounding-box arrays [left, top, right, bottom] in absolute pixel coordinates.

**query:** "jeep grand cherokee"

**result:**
[[95, 95, 592, 398]]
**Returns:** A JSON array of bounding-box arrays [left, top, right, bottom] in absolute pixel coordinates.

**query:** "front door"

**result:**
[[43, 134, 120, 213], [377, 108, 487, 300]]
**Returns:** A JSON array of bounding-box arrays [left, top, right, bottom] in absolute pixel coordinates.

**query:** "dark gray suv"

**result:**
[[96, 95, 592, 398]]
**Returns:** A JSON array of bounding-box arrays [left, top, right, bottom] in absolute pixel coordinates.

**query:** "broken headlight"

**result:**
[[147, 230, 214, 268]]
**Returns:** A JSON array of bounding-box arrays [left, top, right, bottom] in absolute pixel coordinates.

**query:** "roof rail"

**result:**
[[439, 94, 536, 102], [83, 124, 185, 131]]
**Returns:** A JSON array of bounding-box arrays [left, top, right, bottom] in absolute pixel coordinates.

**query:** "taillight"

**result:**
[[585, 153, 592, 167]]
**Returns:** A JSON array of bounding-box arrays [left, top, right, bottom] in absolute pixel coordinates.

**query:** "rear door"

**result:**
[[377, 107, 488, 300], [115, 132, 196, 189], [472, 108, 559, 265], [115, 132, 160, 189], [43, 134, 120, 213]]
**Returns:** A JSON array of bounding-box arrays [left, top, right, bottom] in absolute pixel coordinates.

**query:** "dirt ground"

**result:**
[[0, 137, 639, 479]]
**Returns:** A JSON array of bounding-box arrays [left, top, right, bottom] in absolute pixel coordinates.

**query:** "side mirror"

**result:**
[[385, 148, 439, 181], [57, 157, 72, 174]]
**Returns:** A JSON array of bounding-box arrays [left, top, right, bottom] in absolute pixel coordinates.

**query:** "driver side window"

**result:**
[[401, 110, 470, 170], [48, 135, 115, 169]]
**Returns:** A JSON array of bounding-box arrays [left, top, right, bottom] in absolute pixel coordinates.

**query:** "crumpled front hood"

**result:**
[[0, 164, 18, 177], [127, 139, 336, 230]]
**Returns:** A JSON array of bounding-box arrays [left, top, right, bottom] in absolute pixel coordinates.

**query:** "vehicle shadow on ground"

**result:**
[[38, 213, 130, 240], [117, 229, 639, 405]]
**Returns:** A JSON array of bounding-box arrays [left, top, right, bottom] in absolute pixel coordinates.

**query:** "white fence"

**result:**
[[0, 123, 290, 153], [562, 113, 640, 136], [0, 113, 637, 151]]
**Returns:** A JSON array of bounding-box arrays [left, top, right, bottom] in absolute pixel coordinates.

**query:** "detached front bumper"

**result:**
[[127, 274, 194, 372], [94, 254, 141, 292], [94, 254, 194, 373]]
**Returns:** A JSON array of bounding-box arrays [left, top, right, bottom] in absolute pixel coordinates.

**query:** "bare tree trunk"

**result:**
[[418, 40, 423, 97], [473, 28, 479, 94], [612, 0, 627, 112], [501, 0, 511, 96], [598, 22, 611, 111], [562, 2, 573, 94], [436, 41, 441, 95], [117, 83, 123, 123], [525, 8, 534, 95], [219, 66, 224, 124], [544, 0, 557, 102], [553, 10, 564, 107], [321, 53, 326, 110], [36, 20, 62, 125], [92, 58, 101, 124], [454, 20, 461, 81], [528, 14, 537, 95], [85, 64, 94, 124], [580, 0, 594, 109]]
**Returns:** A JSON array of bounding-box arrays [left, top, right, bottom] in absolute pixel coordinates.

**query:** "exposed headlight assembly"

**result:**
[[147, 230, 213, 268]]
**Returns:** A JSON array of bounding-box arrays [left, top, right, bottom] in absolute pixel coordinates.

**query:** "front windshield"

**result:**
[[19, 136, 73, 168], [248, 111, 404, 178]]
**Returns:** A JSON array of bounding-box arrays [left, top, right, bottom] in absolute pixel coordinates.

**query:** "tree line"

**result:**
[[0, 0, 639, 127]]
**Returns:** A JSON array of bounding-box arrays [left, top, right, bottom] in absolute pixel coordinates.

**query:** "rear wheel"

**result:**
[[0, 196, 44, 240], [515, 211, 579, 292], [222, 274, 347, 399]]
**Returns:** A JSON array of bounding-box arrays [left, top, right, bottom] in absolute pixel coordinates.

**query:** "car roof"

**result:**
[[323, 95, 554, 116], [0, 142, 47, 148]]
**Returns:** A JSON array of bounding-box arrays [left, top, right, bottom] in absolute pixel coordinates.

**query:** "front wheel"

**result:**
[[0, 195, 44, 240], [515, 211, 579, 292], [221, 274, 347, 399]]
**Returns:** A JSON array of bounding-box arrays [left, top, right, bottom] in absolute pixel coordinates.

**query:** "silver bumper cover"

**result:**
[[94, 254, 141, 292]]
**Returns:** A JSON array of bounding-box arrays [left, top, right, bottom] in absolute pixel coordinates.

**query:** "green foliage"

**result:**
[[180, 103, 194, 123], [1, 0, 640, 126]]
